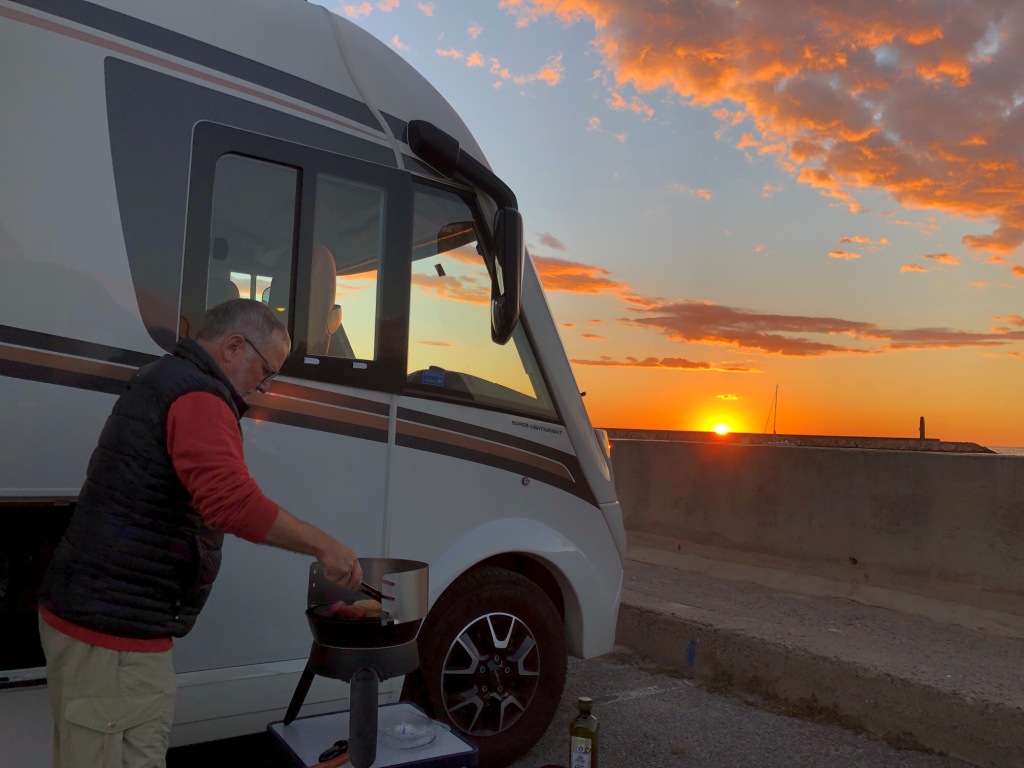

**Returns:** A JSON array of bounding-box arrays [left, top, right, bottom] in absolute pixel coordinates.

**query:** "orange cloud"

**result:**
[[410, 273, 488, 304], [606, 90, 655, 118], [391, 35, 409, 51], [571, 356, 758, 372], [901, 264, 928, 273], [1014, 265, 1024, 277], [437, 48, 563, 88], [762, 183, 783, 198], [532, 255, 632, 297], [717, 394, 739, 400], [1011, 351, 1024, 360], [502, 0, 1024, 256], [863, 327, 1024, 351], [489, 58, 511, 80], [737, 133, 760, 150], [513, 53, 566, 86], [343, 2, 372, 18], [669, 183, 712, 200], [829, 250, 861, 260], [417, 2, 434, 15], [419, 340, 452, 347], [429, 245, 483, 268], [343, 0, 397, 15], [573, 355, 707, 370], [622, 298, 1024, 357], [924, 252, 961, 265], [468, 22, 483, 38], [541, 253, 1024, 358], [581, 333, 606, 340]]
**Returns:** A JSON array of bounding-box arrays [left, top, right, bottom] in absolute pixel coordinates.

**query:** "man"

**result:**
[[37, 299, 362, 767]]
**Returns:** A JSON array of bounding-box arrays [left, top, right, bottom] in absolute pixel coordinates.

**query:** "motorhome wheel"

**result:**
[[415, 566, 567, 767]]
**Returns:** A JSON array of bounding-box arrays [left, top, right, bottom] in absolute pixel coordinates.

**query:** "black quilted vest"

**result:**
[[39, 340, 247, 639]]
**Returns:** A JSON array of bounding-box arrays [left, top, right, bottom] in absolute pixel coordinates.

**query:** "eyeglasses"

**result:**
[[243, 337, 279, 386]]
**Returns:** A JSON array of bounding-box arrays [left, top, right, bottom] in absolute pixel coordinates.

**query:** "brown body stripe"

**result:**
[[397, 419, 574, 482], [0, 342, 135, 381]]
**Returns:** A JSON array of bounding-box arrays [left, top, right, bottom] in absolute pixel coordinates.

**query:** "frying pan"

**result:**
[[304, 558, 428, 649], [305, 604, 421, 648]]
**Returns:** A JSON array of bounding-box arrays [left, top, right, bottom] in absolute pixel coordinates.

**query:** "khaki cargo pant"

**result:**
[[38, 616, 176, 768]]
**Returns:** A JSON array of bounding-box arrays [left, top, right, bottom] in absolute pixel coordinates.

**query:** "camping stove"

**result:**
[[282, 558, 428, 768]]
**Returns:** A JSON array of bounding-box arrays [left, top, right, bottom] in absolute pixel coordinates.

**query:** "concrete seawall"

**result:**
[[610, 439, 1024, 615]]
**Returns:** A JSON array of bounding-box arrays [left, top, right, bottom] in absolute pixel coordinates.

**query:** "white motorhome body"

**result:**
[[0, 0, 625, 765]]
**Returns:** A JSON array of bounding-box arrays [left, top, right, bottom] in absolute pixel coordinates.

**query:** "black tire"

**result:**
[[414, 566, 567, 767]]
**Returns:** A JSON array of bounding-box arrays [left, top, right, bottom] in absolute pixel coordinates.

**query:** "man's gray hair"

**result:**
[[196, 299, 290, 347]]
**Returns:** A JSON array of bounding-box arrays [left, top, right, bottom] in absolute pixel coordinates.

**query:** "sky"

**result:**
[[314, 0, 1024, 447]]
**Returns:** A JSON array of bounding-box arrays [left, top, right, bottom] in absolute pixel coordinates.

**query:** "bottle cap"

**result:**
[[577, 696, 593, 714]]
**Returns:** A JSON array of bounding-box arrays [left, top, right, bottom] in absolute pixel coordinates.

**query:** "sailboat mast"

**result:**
[[773, 384, 778, 436], [763, 384, 779, 435]]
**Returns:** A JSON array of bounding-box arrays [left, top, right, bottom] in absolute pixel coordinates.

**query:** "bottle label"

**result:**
[[571, 736, 592, 768]]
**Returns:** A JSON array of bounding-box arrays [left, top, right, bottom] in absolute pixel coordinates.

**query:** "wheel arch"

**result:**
[[475, 552, 565, 621], [423, 519, 595, 658]]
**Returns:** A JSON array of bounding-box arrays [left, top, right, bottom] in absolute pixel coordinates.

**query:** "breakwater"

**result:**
[[609, 435, 1024, 616]]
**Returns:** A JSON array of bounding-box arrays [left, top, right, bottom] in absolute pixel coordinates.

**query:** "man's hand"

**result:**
[[319, 540, 363, 589], [262, 508, 362, 588]]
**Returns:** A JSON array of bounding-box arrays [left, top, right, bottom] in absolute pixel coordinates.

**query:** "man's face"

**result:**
[[220, 331, 290, 400]]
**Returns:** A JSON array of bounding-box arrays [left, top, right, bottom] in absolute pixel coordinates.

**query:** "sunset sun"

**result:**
[[714, 424, 730, 435]]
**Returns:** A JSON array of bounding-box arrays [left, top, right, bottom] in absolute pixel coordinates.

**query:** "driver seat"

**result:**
[[307, 244, 338, 356]]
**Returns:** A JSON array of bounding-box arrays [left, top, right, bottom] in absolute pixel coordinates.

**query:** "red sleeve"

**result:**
[[167, 392, 279, 543]]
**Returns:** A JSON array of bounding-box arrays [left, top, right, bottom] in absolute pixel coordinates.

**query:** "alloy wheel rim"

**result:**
[[439, 611, 541, 736]]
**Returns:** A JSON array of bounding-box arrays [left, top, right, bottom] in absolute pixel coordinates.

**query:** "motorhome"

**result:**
[[0, 1, 626, 765]]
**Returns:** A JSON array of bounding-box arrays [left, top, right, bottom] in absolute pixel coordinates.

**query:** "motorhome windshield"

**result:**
[[405, 185, 556, 420]]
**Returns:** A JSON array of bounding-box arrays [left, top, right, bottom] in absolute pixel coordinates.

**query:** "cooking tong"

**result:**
[[358, 581, 390, 603]]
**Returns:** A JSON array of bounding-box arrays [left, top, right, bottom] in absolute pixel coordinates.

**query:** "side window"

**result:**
[[308, 174, 385, 361], [406, 185, 556, 420], [184, 123, 411, 391], [206, 154, 297, 329]]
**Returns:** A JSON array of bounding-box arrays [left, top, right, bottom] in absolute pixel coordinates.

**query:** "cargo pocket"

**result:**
[[65, 692, 169, 733], [62, 694, 169, 768]]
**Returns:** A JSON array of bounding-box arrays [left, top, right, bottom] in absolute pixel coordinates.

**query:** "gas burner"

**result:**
[[283, 558, 428, 768]]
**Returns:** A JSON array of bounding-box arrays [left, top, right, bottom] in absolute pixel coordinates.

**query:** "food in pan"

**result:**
[[352, 598, 383, 617], [328, 601, 366, 619]]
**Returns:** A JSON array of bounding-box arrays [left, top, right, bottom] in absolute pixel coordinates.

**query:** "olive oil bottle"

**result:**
[[569, 696, 599, 768]]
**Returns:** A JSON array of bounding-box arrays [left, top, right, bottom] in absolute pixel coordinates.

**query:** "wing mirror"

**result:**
[[408, 120, 525, 345], [490, 208, 523, 345]]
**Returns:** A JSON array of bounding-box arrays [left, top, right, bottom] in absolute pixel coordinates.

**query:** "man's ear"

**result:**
[[221, 333, 247, 363]]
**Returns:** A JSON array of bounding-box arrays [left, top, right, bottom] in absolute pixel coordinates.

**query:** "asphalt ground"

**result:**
[[618, 538, 1024, 768], [168, 649, 972, 768], [169, 540, 1024, 767]]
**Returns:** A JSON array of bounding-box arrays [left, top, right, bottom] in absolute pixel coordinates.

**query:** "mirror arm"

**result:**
[[408, 120, 523, 346], [407, 120, 518, 210]]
